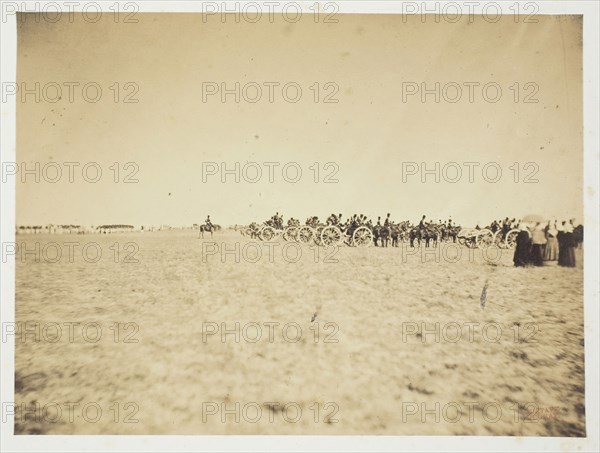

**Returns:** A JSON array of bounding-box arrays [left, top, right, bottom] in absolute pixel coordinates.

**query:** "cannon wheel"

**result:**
[[493, 231, 505, 247], [457, 229, 472, 247], [283, 226, 298, 242], [505, 229, 519, 248], [260, 226, 276, 241], [321, 225, 342, 246], [297, 226, 314, 244], [477, 229, 495, 248], [352, 226, 373, 247]]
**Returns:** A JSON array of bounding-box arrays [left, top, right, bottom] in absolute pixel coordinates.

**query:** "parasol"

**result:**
[[521, 214, 547, 223]]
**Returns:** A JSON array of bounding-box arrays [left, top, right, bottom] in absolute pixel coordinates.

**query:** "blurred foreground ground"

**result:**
[[14, 230, 585, 435]]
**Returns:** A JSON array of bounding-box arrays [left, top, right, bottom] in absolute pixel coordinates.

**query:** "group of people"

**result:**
[[269, 213, 474, 247], [267, 212, 461, 247], [269, 213, 285, 229], [513, 220, 580, 268], [252, 213, 583, 267]]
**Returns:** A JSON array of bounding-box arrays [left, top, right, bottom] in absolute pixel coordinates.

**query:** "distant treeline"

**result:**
[[18, 225, 80, 230], [96, 225, 135, 230], [15, 224, 217, 234]]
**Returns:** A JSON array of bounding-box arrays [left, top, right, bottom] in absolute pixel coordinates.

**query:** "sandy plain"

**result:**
[[13, 230, 585, 436]]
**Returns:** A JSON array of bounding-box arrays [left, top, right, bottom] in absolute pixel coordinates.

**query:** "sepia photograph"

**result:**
[[1, 1, 599, 452]]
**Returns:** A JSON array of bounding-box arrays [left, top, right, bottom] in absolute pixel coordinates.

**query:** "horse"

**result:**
[[409, 225, 438, 247], [409, 227, 422, 247], [198, 224, 215, 238], [373, 224, 381, 246], [446, 225, 460, 243], [394, 221, 411, 245], [379, 224, 391, 247], [423, 225, 439, 248]]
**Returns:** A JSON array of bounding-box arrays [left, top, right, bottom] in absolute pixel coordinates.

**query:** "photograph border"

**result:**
[[1, 1, 598, 451]]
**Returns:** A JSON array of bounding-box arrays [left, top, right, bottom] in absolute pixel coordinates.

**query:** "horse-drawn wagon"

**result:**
[[318, 224, 373, 247], [456, 228, 494, 248], [457, 228, 518, 249], [250, 220, 373, 247], [294, 223, 371, 247]]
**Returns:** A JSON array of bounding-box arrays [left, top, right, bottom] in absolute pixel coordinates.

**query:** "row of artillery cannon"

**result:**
[[239, 217, 520, 249]]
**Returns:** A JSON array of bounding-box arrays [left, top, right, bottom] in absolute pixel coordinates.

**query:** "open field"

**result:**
[[14, 230, 585, 435]]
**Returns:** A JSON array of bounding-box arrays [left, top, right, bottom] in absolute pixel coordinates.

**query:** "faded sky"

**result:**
[[16, 13, 583, 227]]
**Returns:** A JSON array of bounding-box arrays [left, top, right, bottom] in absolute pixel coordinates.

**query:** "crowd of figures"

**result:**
[[17, 224, 212, 234], [239, 213, 584, 255], [513, 220, 582, 268], [246, 212, 463, 247], [16, 224, 136, 234]]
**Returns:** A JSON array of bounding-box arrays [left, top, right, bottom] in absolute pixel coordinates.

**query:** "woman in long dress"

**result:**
[[513, 224, 531, 267], [544, 221, 559, 261], [558, 223, 577, 267]]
